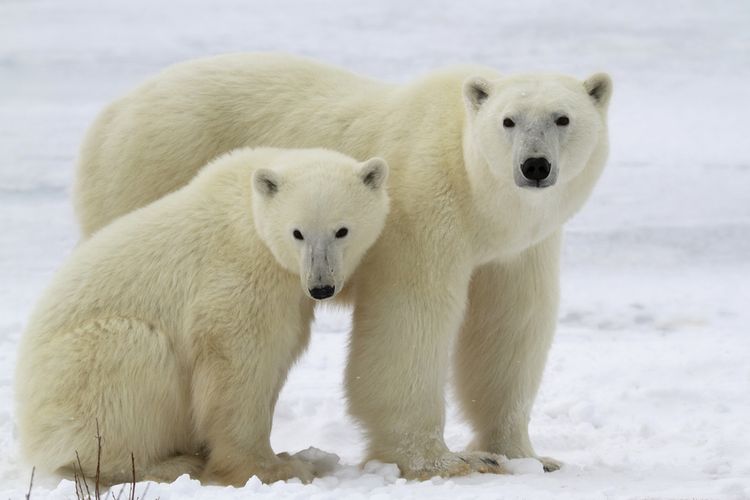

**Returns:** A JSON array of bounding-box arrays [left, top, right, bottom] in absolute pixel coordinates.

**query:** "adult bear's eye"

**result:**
[[503, 118, 515, 128], [293, 229, 304, 240], [335, 227, 348, 238], [555, 116, 570, 126]]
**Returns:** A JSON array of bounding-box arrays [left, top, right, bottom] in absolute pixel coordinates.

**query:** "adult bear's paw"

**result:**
[[400, 450, 508, 480]]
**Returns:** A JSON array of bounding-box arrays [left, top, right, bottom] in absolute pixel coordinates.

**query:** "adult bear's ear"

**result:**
[[358, 157, 389, 190], [584, 73, 613, 109], [253, 168, 281, 198], [463, 76, 492, 112]]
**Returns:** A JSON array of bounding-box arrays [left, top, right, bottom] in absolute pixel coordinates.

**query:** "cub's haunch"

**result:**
[[15, 147, 390, 486]]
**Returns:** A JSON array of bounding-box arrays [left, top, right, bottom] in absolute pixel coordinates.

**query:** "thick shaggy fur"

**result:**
[[16, 147, 390, 486], [72, 53, 612, 478]]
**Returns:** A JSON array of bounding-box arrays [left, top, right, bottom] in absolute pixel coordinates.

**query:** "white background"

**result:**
[[1, 1, 749, 498]]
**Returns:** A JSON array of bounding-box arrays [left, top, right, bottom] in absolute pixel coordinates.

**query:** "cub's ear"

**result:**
[[358, 157, 389, 190], [253, 168, 281, 198], [584, 73, 613, 109], [463, 76, 492, 112]]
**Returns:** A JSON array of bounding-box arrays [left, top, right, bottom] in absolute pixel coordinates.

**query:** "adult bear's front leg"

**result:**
[[455, 232, 562, 472], [345, 241, 507, 479]]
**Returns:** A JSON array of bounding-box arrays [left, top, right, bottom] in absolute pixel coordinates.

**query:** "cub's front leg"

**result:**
[[189, 289, 315, 486]]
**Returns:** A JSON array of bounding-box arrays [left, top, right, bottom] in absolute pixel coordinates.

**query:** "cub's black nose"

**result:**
[[521, 157, 551, 181], [309, 285, 335, 300]]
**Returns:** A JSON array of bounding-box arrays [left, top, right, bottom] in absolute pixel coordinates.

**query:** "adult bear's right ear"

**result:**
[[463, 76, 492, 112], [253, 168, 281, 198]]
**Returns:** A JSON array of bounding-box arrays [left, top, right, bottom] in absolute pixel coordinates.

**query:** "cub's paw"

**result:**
[[280, 447, 340, 477], [203, 456, 315, 486], [538, 455, 562, 472], [257, 457, 315, 484]]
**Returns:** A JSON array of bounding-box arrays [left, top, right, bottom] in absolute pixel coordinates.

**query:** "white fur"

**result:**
[[16, 147, 390, 486], [71, 53, 612, 478]]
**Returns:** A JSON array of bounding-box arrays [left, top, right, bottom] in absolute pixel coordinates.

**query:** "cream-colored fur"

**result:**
[[72, 53, 612, 478], [16, 147, 390, 486]]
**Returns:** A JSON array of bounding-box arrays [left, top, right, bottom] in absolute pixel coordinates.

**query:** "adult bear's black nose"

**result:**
[[309, 285, 335, 300], [521, 157, 551, 181]]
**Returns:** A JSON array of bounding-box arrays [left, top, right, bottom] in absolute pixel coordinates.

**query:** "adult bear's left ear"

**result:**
[[584, 73, 613, 109], [463, 76, 492, 112]]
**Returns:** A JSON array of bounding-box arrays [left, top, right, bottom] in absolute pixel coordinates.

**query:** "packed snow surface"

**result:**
[[1, 0, 749, 498]]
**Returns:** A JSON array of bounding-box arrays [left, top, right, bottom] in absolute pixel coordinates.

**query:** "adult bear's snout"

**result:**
[[521, 157, 552, 181], [309, 285, 335, 300]]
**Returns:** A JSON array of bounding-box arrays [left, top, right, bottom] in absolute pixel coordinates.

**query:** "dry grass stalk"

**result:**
[[25, 466, 35, 500]]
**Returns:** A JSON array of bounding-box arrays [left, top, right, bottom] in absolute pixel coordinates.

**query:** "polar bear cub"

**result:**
[[15, 147, 389, 486]]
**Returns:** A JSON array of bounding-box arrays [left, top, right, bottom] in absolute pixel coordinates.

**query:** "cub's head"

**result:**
[[252, 150, 389, 301], [463, 72, 612, 190]]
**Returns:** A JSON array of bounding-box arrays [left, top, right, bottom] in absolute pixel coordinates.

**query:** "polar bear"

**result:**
[[72, 53, 612, 478], [16, 147, 390, 486]]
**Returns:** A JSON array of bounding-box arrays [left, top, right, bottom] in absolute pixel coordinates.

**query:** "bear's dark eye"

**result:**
[[555, 116, 570, 126], [293, 229, 304, 240], [503, 118, 515, 128], [335, 227, 349, 238]]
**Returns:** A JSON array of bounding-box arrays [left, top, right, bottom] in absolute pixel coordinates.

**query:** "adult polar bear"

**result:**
[[74, 53, 612, 478]]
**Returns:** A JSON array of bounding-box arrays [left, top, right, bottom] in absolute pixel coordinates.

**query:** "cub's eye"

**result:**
[[335, 227, 349, 238], [293, 229, 304, 240], [555, 116, 570, 126], [503, 118, 515, 128]]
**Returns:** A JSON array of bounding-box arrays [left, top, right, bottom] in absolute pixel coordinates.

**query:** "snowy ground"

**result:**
[[2, 0, 749, 498]]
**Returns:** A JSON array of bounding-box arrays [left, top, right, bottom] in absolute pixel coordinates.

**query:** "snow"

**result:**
[[1, 0, 749, 498]]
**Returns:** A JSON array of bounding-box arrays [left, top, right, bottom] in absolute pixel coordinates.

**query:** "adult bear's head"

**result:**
[[462, 72, 612, 191]]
